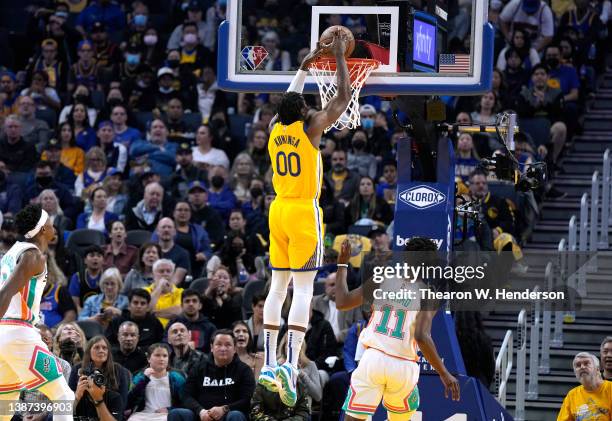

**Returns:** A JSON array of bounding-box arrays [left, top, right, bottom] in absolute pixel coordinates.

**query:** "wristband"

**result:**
[[287, 69, 307, 93], [337, 263, 349, 268], [93, 399, 104, 407]]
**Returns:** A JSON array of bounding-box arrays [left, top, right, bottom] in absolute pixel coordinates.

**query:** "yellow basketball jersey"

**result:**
[[268, 121, 322, 200]]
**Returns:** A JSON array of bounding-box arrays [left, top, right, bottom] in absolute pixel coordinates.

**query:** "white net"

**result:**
[[309, 58, 380, 132]]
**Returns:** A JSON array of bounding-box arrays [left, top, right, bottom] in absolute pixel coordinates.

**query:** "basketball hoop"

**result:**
[[309, 57, 380, 132]]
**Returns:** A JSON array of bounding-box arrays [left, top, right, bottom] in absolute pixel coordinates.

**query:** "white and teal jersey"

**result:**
[[360, 277, 420, 361], [0, 242, 47, 324]]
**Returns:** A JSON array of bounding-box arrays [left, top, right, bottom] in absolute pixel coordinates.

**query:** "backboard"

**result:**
[[217, 0, 493, 96]]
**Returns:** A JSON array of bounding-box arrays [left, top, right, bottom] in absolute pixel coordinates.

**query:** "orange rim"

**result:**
[[311, 57, 380, 70], [310, 58, 380, 82]]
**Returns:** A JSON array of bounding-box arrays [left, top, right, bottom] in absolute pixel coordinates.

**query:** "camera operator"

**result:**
[[74, 369, 123, 421], [468, 169, 517, 239], [69, 335, 131, 420]]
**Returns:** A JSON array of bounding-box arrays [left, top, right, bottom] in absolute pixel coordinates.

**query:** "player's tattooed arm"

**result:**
[[414, 308, 461, 401], [335, 240, 364, 310], [0, 249, 46, 318]]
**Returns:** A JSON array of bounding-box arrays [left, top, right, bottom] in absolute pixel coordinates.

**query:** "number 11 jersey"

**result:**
[[360, 279, 420, 361]]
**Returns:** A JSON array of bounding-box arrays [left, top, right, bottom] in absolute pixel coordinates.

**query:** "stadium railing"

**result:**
[[527, 285, 541, 400], [599, 149, 610, 248], [589, 171, 599, 269], [540, 151, 612, 373], [494, 329, 513, 407], [515, 309, 527, 421], [552, 238, 566, 348], [539, 262, 553, 375]]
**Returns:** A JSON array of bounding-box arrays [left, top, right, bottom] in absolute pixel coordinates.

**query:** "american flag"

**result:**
[[439, 54, 470, 73]]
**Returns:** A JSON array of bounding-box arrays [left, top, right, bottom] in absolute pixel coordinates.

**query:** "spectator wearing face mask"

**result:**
[[59, 85, 98, 126], [155, 67, 182, 115], [118, 42, 144, 86], [347, 129, 377, 179], [241, 178, 265, 221], [141, 28, 165, 68], [24, 160, 78, 217], [168, 1, 209, 50], [207, 166, 237, 221], [544, 43, 580, 137], [206, 233, 255, 292], [357, 104, 391, 157], [176, 21, 215, 77], [124, 1, 150, 49]]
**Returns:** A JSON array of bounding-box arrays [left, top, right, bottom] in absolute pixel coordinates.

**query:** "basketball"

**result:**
[[319, 25, 355, 58]]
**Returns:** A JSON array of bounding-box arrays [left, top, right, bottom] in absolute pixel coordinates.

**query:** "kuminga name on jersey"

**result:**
[[268, 121, 323, 201]]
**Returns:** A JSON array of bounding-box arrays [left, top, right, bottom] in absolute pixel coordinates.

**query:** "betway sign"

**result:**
[[398, 185, 446, 210]]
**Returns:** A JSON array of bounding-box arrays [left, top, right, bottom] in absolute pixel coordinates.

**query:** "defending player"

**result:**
[[0, 205, 75, 421], [335, 238, 460, 420], [260, 32, 352, 407]]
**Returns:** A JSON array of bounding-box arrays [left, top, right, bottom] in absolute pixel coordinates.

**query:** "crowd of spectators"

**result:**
[[0, 0, 611, 420]]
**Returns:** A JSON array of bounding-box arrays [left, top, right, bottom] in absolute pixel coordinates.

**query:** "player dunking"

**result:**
[[260, 32, 351, 406], [335, 238, 460, 420], [0, 205, 75, 421]]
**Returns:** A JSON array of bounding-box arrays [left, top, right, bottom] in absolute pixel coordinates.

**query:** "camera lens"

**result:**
[[91, 369, 106, 387]]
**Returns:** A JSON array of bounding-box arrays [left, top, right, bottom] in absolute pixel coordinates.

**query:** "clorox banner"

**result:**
[[398, 185, 446, 210], [395, 181, 452, 251], [393, 138, 455, 253]]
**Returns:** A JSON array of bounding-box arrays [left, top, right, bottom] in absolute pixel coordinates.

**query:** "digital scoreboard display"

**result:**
[[411, 11, 437, 72]]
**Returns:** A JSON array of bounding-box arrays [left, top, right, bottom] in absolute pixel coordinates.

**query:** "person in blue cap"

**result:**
[[499, 0, 554, 52]]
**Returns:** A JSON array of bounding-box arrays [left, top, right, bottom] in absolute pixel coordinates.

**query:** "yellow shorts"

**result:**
[[343, 348, 420, 417], [269, 198, 324, 271]]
